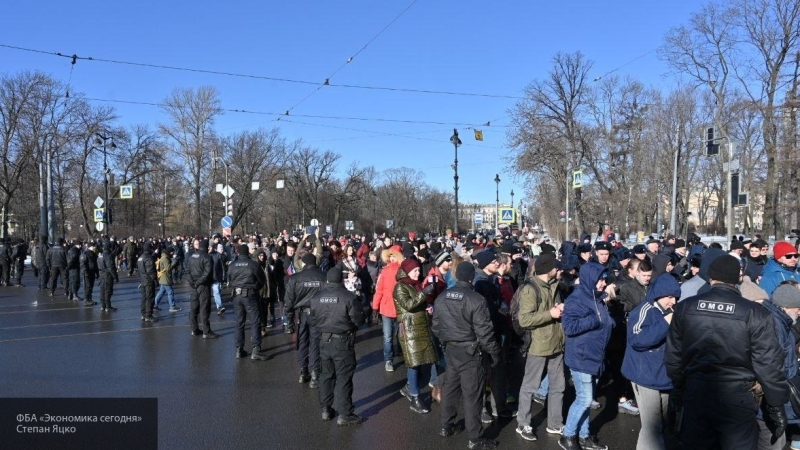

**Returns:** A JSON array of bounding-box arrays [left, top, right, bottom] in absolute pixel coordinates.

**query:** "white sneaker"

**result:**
[[385, 361, 394, 372], [516, 425, 537, 441], [546, 425, 564, 435]]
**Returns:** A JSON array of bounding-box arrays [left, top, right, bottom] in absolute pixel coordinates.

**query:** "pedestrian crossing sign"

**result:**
[[94, 208, 105, 222], [120, 185, 133, 199], [499, 208, 515, 224]]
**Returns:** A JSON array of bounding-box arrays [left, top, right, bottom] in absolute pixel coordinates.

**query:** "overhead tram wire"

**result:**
[[592, 46, 659, 82]]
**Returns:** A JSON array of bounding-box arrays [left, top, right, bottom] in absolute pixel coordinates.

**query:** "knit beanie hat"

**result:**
[[455, 261, 476, 283], [772, 284, 800, 308], [707, 255, 741, 284]]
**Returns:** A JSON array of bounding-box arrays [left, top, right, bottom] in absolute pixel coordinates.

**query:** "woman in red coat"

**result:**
[[372, 245, 404, 372]]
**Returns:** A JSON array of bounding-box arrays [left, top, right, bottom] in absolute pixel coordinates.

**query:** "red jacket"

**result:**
[[423, 266, 447, 305], [372, 262, 400, 318], [356, 244, 369, 268]]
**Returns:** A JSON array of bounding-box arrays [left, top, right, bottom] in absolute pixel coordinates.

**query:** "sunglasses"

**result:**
[[785, 254, 800, 260]]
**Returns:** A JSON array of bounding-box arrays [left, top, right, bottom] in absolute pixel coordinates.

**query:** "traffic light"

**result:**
[[226, 198, 233, 217], [706, 127, 720, 156]]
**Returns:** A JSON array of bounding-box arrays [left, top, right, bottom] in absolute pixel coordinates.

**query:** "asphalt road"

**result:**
[[0, 270, 648, 450]]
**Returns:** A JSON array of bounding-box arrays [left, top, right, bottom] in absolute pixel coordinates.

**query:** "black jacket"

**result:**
[[618, 278, 648, 313], [12, 243, 27, 263], [509, 258, 528, 290], [0, 242, 11, 262], [310, 282, 364, 334], [744, 255, 766, 281], [34, 243, 49, 268], [431, 281, 501, 358], [665, 284, 790, 407], [80, 249, 99, 278], [98, 251, 119, 282], [228, 255, 266, 290], [285, 265, 327, 314], [46, 244, 68, 269], [210, 253, 226, 283], [137, 252, 157, 284], [186, 251, 213, 288], [67, 246, 81, 270], [473, 271, 505, 336]]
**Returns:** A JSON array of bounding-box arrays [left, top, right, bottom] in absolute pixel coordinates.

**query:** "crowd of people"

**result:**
[[14, 226, 800, 450]]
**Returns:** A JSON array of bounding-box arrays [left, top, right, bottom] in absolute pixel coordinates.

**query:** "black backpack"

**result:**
[[510, 280, 544, 354]]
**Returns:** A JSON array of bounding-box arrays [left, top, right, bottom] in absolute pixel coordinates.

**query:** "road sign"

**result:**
[[276, 180, 285, 189], [572, 170, 583, 189], [474, 130, 484, 141], [120, 185, 133, 199], [251, 181, 260, 191], [310, 219, 319, 226], [220, 185, 235, 197], [94, 196, 104, 208], [345, 221, 354, 231], [221, 216, 233, 228], [499, 208, 515, 224], [474, 212, 484, 224], [94, 208, 104, 222], [222, 227, 231, 238], [95, 222, 104, 232], [386, 220, 394, 229], [326, 225, 332, 234]]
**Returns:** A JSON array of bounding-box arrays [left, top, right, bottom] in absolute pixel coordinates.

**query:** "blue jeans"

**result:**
[[407, 364, 432, 397], [211, 282, 223, 309], [537, 374, 549, 398], [381, 316, 398, 362], [564, 371, 595, 439], [154, 285, 175, 308]]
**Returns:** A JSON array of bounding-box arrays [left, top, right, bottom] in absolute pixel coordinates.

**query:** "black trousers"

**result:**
[[14, 262, 24, 285], [39, 265, 50, 290], [680, 379, 758, 450], [235, 292, 262, 349], [319, 333, 356, 415], [49, 267, 67, 294], [296, 309, 321, 374], [140, 279, 155, 317], [441, 344, 486, 441], [83, 275, 96, 302], [99, 274, 115, 308], [68, 269, 80, 297], [0, 260, 9, 285], [190, 284, 212, 333]]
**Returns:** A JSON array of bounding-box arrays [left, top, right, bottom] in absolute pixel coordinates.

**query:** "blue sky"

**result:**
[[3, 1, 700, 207]]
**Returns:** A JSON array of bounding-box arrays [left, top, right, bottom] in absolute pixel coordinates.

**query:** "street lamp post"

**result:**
[[510, 189, 515, 224], [450, 129, 462, 234], [494, 174, 501, 231], [372, 189, 377, 238], [93, 133, 116, 235]]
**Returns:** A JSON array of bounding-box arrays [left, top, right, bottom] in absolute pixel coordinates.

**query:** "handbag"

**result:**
[[788, 375, 800, 416]]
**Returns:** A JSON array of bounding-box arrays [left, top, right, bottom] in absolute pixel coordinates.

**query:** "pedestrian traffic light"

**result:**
[[706, 127, 720, 156], [226, 198, 233, 217]]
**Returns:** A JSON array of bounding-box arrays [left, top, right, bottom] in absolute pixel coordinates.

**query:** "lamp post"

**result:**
[[372, 189, 377, 238], [494, 174, 501, 231], [275, 179, 284, 234], [93, 133, 116, 235], [510, 189, 515, 224], [450, 129, 462, 234]]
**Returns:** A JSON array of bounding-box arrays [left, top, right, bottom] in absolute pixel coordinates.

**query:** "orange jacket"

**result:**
[[372, 262, 400, 318]]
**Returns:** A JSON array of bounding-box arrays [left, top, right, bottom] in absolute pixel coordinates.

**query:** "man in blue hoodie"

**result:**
[[559, 262, 613, 450], [622, 274, 681, 450], [760, 241, 800, 297]]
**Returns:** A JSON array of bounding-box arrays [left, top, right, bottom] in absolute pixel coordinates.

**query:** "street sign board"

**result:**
[[95, 222, 104, 232], [326, 225, 332, 234], [572, 170, 583, 189], [499, 208, 515, 224], [220, 185, 235, 197], [94, 208, 104, 222], [474, 212, 484, 224], [310, 219, 319, 226], [221, 216, 233, 228], [251, 181, 260, 191], [94, 196, 104, 208], [386, 220, 394, 229], [120, 185, 133, 199], [222, 227, 231, 237], [345, 221, 354, 231], [276, 180, 285, 189]]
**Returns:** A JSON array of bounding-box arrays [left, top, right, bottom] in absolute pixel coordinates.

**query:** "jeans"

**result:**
[[154, 285, 176, 308], [381, 316, 398, 362], [212, 282, 223, 310], [537, 374, 549, 398], [407, 364, 432, 397], [631, 383, 669, 450], [564, 371, 594, 439]]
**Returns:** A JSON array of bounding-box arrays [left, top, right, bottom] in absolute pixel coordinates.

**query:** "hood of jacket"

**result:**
[[559, 241, 576, 257], [574, 262, 607, 298], [698, 248, 726, 282], [651, 254, 671, 278], [643, 274, 682, 304], [579, 232, 592, 244]]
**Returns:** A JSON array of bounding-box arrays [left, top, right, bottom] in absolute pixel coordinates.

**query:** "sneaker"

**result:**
[[480, 411, 494, 424], [789, 441, 800, 450], [299, 372, 310, 384], [143, 316, 155, 322], [190, 329, 202, 337], [265, 319, 274, 328], [618, 399, 640, 416], [384, 361, 394, 372], [202, 332, 219, 339], [516, 425, 537, 441], [467, 438, 498, 450], [546, 425, 565, 435], [558, 435, 581, 450], [169, 307, 181, 312], [590, 400, 601, 410], [399, 385, 412, 401], [578, 436, 608, 450], [336, 414, 362, 426], [410, 396, 429, 414], [84, 300, 96, 306], [533, 394, 546, 406], [321, 407, 334, 421], [439, 424, 462, 437]]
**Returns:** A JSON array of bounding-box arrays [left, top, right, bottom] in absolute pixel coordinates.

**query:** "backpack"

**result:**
[[510, 280, 544, 354], [66, 248, 80, 269]]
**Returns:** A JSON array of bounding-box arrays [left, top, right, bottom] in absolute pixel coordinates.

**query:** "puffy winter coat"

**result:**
[[760, 259, 800, 297], [372, 247, 403, 318], [393, 269, 437, 368]]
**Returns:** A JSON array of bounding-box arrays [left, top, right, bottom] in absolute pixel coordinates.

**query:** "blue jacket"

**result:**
[[622, 274, 681, 391], [562, 262, 614, 376], [760, 300, 800, 423], [760, 259, 800, 297]]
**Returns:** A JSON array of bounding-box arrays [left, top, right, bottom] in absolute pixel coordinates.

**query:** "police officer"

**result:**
[[310, 266, 364, 425], [97, 240, 119, 312], [35, 236, 50, 291], [46, 238, 68, 298], [432, 261, 501, 450], [285, 252, 327, 387], [665, 254, 789, 449], [228, 243, 267, 360], [187, 239, 217, 339], [0, 237, 11, 286], [12, 238, 27, 287], [80, 242, 99, 306], [66, 239, 82, 301], [137, 242, 158, 322]]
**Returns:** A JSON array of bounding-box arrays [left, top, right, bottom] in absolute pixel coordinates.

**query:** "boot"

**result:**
[[299, 371, 310, 384], [557, 435, 581, 450], [309, 371, 319, 389], [321, 407, 334, 421], [235, 347, 248, 359], [251, 347, 267, 361], [410, 396, 429, 414], [336, 414, 362, 426]]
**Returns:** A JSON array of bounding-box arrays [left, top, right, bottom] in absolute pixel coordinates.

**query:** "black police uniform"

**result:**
[[310, 279, 364, 421], [137, 250, 158, 320], [285, 263, 327, 381], [432, 280, 501, 444], [66, 244, 81, 300], [228, 253, 267, 357], [12, 241, 27, 286], [0, 239, 11, 286], [79, 247, 99, 305], [36, 240, 50, 290], [46, 241, 68, 297], [187, 242, 215, 337], [97, 244, 119, 311], [665, 283, 789, 449]]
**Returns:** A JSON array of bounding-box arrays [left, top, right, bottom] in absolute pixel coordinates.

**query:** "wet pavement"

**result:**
[[0, 271, 645, 449]]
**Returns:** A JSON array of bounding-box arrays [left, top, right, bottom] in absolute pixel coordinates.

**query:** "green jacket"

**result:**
[[393, 269, 438, 368], [156, 253, 178, 286], [517, 276, 565, 357]]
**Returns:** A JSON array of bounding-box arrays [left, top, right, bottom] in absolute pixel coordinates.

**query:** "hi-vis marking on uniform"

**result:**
[[303, 281, 321, 287], [319, 297, 339, 304], [445, 292, 464, 300], [697, 301, 735, 314]]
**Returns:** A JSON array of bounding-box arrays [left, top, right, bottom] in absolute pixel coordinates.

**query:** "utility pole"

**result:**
[[669, 127, 680, 235], [450, 129, 462, 234], [494, 174, 501, 231]]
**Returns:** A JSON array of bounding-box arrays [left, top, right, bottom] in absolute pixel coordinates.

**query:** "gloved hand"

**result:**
[[489, 353, 501, 369], [666, 390, 683, 433], [422, 283, 436, 296], [766, 404, 787, 444]]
